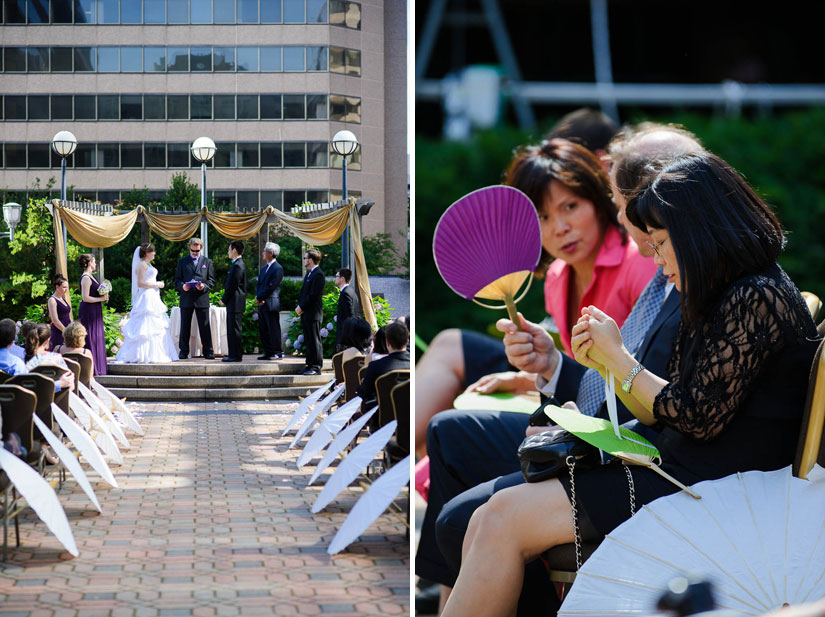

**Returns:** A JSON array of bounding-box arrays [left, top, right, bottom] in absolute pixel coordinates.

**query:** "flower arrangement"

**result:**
[[98, 279, 112, 295]]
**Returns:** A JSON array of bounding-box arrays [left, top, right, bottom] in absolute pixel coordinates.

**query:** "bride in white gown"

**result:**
[[116, 243, 179, 363]]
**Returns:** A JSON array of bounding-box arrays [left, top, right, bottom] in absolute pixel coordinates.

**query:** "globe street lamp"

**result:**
[[191, 136, 217, 258], [52, 130, 77, 249], [1, 202, 23, 242], [331, 130, 359, 269]]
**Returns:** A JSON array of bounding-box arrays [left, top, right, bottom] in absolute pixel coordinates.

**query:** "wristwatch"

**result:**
[[621, 363, 644, 393]]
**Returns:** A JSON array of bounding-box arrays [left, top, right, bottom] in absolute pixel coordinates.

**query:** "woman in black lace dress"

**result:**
[[440, 153, 820, 617]]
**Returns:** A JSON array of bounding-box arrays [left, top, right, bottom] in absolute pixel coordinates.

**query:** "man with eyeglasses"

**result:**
[[174, 237, 216, 360]]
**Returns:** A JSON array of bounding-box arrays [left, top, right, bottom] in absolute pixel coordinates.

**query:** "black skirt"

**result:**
[[461, 330, 516, 386]]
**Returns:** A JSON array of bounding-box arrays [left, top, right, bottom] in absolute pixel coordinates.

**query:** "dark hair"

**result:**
[[373, 326, 388, 355], [385, 320, 409, 351], [340, 317, 372, 352], [78, 253, 94, 270], [24, 323, 50, 362], [305, 249, 321, 265], [626, 153, 784, 323], [139, 242, 156, 258], [53, 275, 68, 288], [229, 240, 245, 255], [0, 318, 16, 347], [504, 138, 622, 273], [336, 268, 352, 283], [546, 108, 619, 153]]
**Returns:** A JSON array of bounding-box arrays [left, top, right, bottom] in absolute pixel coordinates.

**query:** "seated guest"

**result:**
[[52, 321, 93, 359], [0, 318, 26, 376], [356, 321, 410, 411], [23, 323, 75, 391], [367, 326, 389, 366], [339, 318, 374, 366]]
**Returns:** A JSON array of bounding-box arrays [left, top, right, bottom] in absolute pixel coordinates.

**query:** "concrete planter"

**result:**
[[280, 311, 293, 342]]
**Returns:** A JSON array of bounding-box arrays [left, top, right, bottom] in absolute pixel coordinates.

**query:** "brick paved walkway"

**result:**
[[0, 401, 410, 616]]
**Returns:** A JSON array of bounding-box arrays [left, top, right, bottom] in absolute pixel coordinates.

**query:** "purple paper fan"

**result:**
[[433, 185, 542, 300]]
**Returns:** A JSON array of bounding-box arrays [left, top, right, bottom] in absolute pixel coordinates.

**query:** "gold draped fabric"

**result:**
[[50, 200, 377, 328]]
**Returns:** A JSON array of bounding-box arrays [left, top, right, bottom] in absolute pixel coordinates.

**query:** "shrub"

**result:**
[[107, 277, 132, 312]]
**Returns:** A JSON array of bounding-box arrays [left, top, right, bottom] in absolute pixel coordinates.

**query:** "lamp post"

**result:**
[[330, 130, 359, 269], [52, 130, 77, 250], [191, 136, 217, 258], [1, 202, 23, 242]]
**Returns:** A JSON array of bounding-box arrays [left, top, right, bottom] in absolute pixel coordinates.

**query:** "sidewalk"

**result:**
[[0, 401, 410, 616]]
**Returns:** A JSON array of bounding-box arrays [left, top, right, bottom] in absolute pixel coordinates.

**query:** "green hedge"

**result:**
[[416, 108, 825, 345]]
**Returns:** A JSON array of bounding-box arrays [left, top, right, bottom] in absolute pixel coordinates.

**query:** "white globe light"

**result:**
[[191, 136, 217, 163], [331, 130, 359, 156], [51, 130, 78, 157]]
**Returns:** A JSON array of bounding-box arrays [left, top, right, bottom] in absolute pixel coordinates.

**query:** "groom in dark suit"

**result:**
[[174, 237, 215, 359], [296, 249, 325, 375], [221, 240, 247, 362], [255, 241, 284, 360]]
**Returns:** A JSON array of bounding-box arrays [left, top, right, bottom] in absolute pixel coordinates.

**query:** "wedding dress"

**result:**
[[115, 248, 179, 363]]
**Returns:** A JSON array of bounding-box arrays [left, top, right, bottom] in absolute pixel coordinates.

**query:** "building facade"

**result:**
[[0, 0, 407, 245]]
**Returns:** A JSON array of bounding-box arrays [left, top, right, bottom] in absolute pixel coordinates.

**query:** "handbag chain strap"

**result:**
[[566, 455, 583, 571], [623, 462, 636, 516]]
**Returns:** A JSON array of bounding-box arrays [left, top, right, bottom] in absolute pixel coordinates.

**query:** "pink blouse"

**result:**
[[544, 225, 657, 356]]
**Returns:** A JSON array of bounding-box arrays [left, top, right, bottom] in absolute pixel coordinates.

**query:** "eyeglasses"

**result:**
[[646, 237, 668, 257]]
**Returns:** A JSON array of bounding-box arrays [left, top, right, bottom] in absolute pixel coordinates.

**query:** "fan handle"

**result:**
[[471, 273, 534, 330]]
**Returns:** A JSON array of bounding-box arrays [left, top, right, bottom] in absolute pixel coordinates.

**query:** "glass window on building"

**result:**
[[97, 46, 119, 72], [237, 0, 258, 23], [237, 95, 258, 119], [75, 95, 96, 119], [345, 48, 361, 76], [213, 191, 235, 208], [329, 0, 345, 26], [144, 47, 166, 71], [27, 95, 49, 120], [96, 0, 117, 23], [306, 46, 327, 71], [283, 47, 305, 71], [260, 143, 282, 167], [236, 47, 258, 71], [98, 142, 119, 167], [144, 143, 166, 167], [167, 0, 187, 22], [346, 96, 361, 122], [214, 95, 235, 119], [74, 47, 96, 71], [4, 0, 26, 23], [121, 95, 142, 120], [1, 49, 21, 72], [283, 190, 306, 210], [307, 0, 327, 22], [4, 96, 26, 120], [27, 47, 49, 72], [306, 190, 329, 205], [330, 148, 360, 170], [306, 142, 328, 167], [260, 95, 282, 119], [167, 95, 188, 119], [52, 95, 73, 120], [329, 47, 344, 75], [144, 95, 166, 119], [237, 143, 259, 167], [51, 47, 73, 71], [283, 143, 305, 167], [329, 94, 346, 121], [190, 0, 211, 23], [27, 143, 50, 167], [190, 95, 212, 119], [260, 0, 280, 22], [214, 142, 235, 167], [167, 47, 189, 71], [97, 191, 119, 205], [72, 0, 94, 22], [121, 47, 142, 71], [144, 0, 165, 23], [260, 190, 283, 210], [52, 0, 73, 22], [214, 47, 235, 71], [191, 47, 212, 71], [121, 143, 143, 167], [74, 143, 96, 167], [120, 0, 140, 22], [27, 0, 49, 23], [283, 94, 305, 119], [167, 143, 189, 167], [237, 191, 258, 209], [98, 94, 119, 119], [283, 0, 303, 22], [260, 46, 281, 72], [307, 94, 327, 119], [4, 144, 27, 168], [213, 0, 234, 22]]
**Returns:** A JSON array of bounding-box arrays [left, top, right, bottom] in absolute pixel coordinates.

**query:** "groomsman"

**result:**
[[333, 267, 360, 352], [296, 249, 325, 375], [221, 240, 247, 362], [255, 242, 284, 360], [174, 237, 215, 359]]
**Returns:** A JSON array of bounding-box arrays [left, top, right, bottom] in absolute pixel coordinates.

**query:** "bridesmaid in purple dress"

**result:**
[[47, 275, 73, 349], [78, 253, 110, 375]]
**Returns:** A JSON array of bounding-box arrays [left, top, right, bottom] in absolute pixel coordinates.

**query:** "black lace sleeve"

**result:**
[[652, 274, 810, 441]]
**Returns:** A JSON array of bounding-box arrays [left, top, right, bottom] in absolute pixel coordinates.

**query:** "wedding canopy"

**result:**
[[50, 199, 377, 328]]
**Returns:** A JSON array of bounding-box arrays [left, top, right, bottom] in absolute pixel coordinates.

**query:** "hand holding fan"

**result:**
[[433, 186, 542, 326]]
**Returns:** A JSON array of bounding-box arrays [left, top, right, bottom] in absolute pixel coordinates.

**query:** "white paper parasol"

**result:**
[[79, 381, 130, 449], [0, 448, 79, 557], [280, 379, 335, 437], [327, 455, 410, 555], [308, 407, 378, 486], [51, 403, 118, 488], [69, 392, 123, 465], [311, 420, 397, 513], [297, 397, 362, 467], [91, 379, 144, 435], [559, 465, 825, 617], [288, 383, 346, 448]]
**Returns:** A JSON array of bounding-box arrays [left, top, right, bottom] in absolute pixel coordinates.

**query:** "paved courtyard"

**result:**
[[0, 401, 410, 616]]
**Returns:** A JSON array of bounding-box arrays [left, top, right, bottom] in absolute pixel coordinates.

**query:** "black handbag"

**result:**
[[517, 427, 600, 483]]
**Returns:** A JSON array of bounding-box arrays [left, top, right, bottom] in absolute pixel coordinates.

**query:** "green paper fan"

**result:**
[[453, 391, 538, 414]]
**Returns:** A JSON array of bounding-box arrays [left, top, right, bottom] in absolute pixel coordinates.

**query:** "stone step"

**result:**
[[105, 357, 332, 376], [104, 384, 332, 401], [97, 373, 332, 389]]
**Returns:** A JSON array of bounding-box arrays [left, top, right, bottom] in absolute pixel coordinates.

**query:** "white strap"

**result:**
[[604, 369, 622, 438]]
